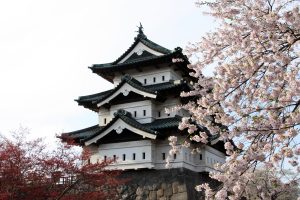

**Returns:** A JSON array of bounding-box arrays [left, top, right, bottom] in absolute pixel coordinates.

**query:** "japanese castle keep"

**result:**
[[60, 25, 225, 200]]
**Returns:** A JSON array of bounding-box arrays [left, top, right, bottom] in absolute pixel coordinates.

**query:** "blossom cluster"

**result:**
[[171, 0, 300, 199]]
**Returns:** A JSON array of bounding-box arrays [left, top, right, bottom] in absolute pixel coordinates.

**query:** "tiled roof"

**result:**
[[90, 48, 186, 70], [60, 111, 183, 144], [60, 112, 224, 153], [81, 109, 159, 143], [112, 30, 171, 65], [58, 125, 104, 142], [76, 76, 192, 111], [144, 116, 182, 130]]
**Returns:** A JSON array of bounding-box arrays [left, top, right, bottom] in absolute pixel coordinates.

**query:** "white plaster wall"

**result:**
[[91, 140, 155, 170], [98, 98, 190, 126], [113, 67, 182, 87], [204, 146, 226, 167], [89, 137, 225, 172], [111, 100, 154, 123], [153, 99, 181, 119], [98, 108, 111, 126], [98, 100, 154, 125]]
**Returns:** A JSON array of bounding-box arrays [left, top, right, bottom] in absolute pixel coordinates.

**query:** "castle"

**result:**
[[60, 25, 225, 199]]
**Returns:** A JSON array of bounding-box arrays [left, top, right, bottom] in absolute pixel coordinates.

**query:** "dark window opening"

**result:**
[[158, 111, 161, 117], [133, 153, 136, 160], [153, 77, 156, 83], [142, 152, 146, 159], [134, 111, 137, 117], [162, 76, 165, 81], [104, 156, 107, 162], [144, 79, 147, 84], [113, 155, 116, 161], [104, 118, 107, 124], [123, 154, 126, 161], [173, 154, 177, 160], [167, 113, 170, 116], [200, 154, 202, 160], [143, 110, 146, 116], [162, 153, 166, 160]]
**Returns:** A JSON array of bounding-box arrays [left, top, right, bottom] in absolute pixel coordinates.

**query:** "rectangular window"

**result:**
[[133, 153, 136, 160], [123, 154, 126, 161], [173, 154, 177, 160], [104, 118, 107, 124], [162, 153, 166, 160], [142, 152, 146, 159], [104, 156, 107, 162], [113, 155, 116, 162], [144, 79, 147, 84], [158, 111, 161, 117], [153, 77, 156, 83], [143, 110, 146, 116], [199, 154, 202, 160], [162, 76, 165, 81], [134, 111, 137, 117]]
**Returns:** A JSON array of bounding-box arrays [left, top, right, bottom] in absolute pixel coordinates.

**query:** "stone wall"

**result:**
[[116, 168, 219, 200]]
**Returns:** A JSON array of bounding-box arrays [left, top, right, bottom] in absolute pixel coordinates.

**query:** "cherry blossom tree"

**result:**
[[170, 0, 300, 199], [242, 169, 299, 200], [0, 127, 121, 200]]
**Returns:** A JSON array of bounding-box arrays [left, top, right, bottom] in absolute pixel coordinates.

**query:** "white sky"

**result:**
[[0, 0, 215, 143]]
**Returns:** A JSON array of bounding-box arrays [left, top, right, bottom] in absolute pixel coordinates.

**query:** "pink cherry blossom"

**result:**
[[171, 0, 300, 198]]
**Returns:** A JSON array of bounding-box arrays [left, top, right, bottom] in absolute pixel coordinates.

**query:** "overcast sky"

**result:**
[[0, 0, 215, 143]]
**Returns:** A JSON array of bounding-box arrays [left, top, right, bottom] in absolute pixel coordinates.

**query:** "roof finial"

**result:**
[[137, 22, 143, 34], [135, 22, 146, 39]]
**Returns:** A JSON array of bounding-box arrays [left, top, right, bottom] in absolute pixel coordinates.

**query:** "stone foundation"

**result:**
[[116, 168, 219, 200]]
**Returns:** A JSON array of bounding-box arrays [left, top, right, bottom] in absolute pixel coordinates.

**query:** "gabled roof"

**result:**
[[96, 74, 157, 107], [76, 76, 193, 111], [89, 27, 190, 82], [83, 109, 158, 145], [59, 112, 226, 153], [90, 48, 189, 83], [112, 28, 171, 64], [60, 111, 183, 145]]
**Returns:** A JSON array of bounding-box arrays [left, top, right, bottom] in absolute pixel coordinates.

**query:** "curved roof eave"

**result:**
[[84, 110, 157, 146], [96, 75, 157, 107]]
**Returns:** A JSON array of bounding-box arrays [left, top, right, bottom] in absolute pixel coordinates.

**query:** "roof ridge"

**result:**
[[111, 28, 171, 65]]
